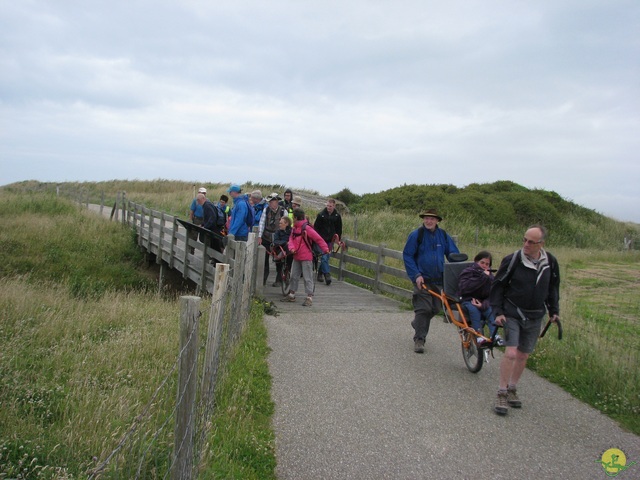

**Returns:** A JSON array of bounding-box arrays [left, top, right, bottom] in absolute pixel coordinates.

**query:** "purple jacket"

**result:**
[[458, 263, 494, 303]]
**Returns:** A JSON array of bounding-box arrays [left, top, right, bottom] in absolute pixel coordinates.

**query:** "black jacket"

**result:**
[[490, 250, 560, 318], [202, 200, 222, 233], [313, 208, 342, 243]]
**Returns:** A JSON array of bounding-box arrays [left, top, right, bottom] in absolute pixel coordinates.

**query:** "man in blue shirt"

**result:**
[[402, 209, 459, 353], [188, 187, 207, 254]]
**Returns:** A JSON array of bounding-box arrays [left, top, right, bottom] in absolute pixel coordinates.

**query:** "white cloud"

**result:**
[[1, 0, 639, 222]]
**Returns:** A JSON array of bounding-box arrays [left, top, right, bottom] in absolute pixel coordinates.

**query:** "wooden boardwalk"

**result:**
[[261, 270, 404, 314]]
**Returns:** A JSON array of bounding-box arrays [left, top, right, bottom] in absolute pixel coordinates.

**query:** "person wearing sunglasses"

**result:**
[[490, 224, 560, 415]]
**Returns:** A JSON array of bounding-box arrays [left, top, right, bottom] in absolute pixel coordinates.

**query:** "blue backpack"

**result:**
[[245, 202, 256, 229]]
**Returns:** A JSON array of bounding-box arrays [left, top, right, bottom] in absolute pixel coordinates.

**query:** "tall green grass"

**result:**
[[0, 191, 154, 296], [0, 277, 183, 477], [527, 256, 640, 433], [0, 190, 178, 476], [0, 188, 279, 477], [202, 301, 276, 479]]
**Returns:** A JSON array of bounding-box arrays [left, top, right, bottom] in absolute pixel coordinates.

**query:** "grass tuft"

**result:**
[[203, 301, 277, 479]]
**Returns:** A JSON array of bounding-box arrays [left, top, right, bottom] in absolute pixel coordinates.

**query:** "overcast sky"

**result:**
[[1, 1, 639, 222]]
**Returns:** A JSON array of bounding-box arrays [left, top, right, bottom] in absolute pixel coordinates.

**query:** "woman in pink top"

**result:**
[[282, 209, 329, 307]]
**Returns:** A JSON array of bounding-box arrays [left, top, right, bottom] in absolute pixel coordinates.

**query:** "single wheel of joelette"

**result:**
[[461, 330, 484, 373]]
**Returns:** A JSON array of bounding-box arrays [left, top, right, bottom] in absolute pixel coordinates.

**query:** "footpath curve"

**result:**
[[264, 278, 640, 480]]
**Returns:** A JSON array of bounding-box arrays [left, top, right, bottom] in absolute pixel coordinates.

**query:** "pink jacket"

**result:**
[[288, 220, 329, 262]]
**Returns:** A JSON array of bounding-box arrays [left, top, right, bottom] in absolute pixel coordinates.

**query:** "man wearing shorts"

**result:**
[[490, 224, 560, 415]]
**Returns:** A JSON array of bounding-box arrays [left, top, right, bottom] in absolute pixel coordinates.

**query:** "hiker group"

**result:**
[[189, 184, 342, 308], [402, 208, 560, 416], [191, 186, 561, 415]]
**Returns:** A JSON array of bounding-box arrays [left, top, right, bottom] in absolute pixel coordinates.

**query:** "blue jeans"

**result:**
[[462, 301, 497, 336]]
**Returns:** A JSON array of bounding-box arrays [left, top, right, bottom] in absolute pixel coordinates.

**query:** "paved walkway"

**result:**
[[264, 277, 640, 480]]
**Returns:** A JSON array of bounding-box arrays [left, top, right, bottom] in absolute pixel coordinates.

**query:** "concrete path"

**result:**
[[264, 278, 640, 480]]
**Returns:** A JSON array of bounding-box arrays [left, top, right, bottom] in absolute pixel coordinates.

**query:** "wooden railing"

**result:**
[[330, 239, 413, 300], [108, 194, 267, 298], [105, 191, 416, 301]]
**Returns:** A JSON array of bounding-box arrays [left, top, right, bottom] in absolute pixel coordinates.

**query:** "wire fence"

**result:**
[[62, 190, 262, 479], [85, 265, 251, 479]]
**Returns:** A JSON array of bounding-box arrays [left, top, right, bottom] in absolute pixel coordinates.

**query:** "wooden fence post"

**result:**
[[169, 218, 178, 269], [241, 233, 258, 324], [255, 243, 266, 298], [121, 192, 127, 226], [230, 240, 246, 341], [157, 213, 167, 265], [139, 205, 146, 248], [112, 192, 120, 221], [373, 243, 386, 294], [172, 296, 201, 480], [201, 264, 230, 401]]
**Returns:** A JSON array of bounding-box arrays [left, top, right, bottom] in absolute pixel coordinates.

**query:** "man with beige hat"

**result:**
[[402, 209, 459, 353]]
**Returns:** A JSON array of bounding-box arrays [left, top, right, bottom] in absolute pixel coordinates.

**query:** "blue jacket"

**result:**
[[229, 194, 250, 238], [402, 226, 459, 284], [253, 200, 267, 225]]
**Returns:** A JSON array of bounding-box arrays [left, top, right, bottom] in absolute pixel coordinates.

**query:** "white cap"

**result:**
[[198, 187, 207, 194]]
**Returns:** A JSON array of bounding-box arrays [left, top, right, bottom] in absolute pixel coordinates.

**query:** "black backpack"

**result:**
[[214, 204, 227, 228], [301, 223, 324, 257]]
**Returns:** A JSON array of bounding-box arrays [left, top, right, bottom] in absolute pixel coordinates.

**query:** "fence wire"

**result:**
[[86, 285, 242, 479]]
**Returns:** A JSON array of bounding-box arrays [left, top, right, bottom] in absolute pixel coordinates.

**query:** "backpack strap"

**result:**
[[497, 250, 521, 283], [301, 223, 321, 255], [417, 226, 425, 248], [416, 226, 448, 250]]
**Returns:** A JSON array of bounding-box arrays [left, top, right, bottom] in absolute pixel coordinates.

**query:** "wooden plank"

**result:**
[[341, 254, 376, 271], [340, 270, 375, 287], [380, 264, 406, 278]]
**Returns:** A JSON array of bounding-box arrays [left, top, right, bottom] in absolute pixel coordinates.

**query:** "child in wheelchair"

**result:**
[[457, 251, 504, 346]]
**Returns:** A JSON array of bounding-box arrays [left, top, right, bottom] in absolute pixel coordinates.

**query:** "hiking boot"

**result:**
[[325, 273, 332, 285], [272, 280, 282, 287], [281, 294, 295, 303], [302, 296, 313, 307], [317, 272, 324, 282], [494, 390, 509, 415], [414, 339, 425, 354], [507, 386, 522, 408]]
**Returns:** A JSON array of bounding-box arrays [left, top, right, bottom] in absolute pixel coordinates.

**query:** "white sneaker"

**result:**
[[494, 334, 505, 346]]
